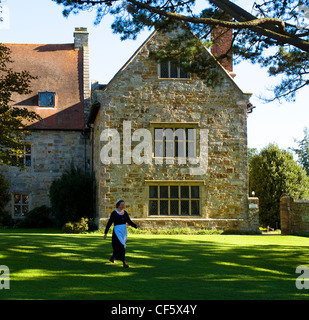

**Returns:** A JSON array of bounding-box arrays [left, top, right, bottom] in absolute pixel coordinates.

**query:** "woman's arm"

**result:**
[[125, 211, 139, 229], [104, 211, 115, 236]]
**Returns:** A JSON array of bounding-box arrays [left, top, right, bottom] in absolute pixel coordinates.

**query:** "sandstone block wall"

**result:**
[[0, 130, 89, 216], [280, 195, 309, 234], [93, 28, 258, 231]]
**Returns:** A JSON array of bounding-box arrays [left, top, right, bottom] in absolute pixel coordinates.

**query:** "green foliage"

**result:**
[[249, 144, 309, 228], [62, 217, 89, 234], [0, 174, 11, 228], [292, 127, 309, 176], [87, 218, 98, 232], [22, 205, 54, 228], [49, 163, 95, 226], [52, 0, 309, 102], [149, 26, 225, 88], [221, 229, 262, 235], [0, 213, 14, 228], [0, 44, 41, 167], [101, 226, 260, 235], [0, 173, 10, 219], [126, 226, 223, 235]]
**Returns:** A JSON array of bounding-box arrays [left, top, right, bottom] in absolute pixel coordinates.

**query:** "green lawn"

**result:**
[[0, 229, 309, 300]]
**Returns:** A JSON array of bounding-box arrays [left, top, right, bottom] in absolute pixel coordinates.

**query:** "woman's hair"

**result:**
[[116, 199, 124, 208]]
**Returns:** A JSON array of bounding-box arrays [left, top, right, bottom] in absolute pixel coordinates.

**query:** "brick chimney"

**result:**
[[211, 26, 234, 75], [74, 27, 90, 122]]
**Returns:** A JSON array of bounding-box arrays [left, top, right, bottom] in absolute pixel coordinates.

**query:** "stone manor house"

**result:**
[[1, 26, 259, 231]]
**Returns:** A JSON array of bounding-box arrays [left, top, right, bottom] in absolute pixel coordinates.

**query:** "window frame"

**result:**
[[158, 61, 190, 79], [12, 193, 29, 217], [147, 183, 202, 217], [38, 91, 56, 108], [150, 122, 200, 162], [10, 143, 32, 168]]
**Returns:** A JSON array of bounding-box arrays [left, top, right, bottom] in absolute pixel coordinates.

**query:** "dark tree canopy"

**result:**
[[292, 127, 309, 176], [53, 0, 309, 102]]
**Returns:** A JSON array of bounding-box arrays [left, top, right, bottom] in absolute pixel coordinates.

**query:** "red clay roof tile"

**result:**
[[5, 43, 85, 130]]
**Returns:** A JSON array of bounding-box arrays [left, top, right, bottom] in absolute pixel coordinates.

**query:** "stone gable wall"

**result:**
[[93, 29, 258, 231]]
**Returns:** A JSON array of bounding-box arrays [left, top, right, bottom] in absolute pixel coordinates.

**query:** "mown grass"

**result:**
[[0, 228, 309, 300]]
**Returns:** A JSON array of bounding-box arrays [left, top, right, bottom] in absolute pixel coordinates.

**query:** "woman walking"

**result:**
[[104, 199, 139, 268]]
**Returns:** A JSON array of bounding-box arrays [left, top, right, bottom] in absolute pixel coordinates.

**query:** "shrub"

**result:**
[[125, 227, 223, 235], [87, 218, 98, 231], [0, 174, 10, 226], [222, 229, 262, 235], [23, 205, 54, 228], [0, 212, 14, 228], [62, 222, 74, 233], [62, 217, 89, 234], [49, 163, 95, 226]]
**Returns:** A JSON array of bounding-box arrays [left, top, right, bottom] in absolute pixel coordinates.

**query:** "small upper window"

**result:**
[[38, 91, 55, 107], [159, 61, 189, 79]]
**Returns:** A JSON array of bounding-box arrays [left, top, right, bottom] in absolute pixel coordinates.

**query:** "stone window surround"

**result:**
[[38, 91, 56, 108], [10, 143, 32, 168], [150, 121, 200, 160], [157, 61, 191, 79], [145, 180, 205, 217], [12, 193, 30, 217]]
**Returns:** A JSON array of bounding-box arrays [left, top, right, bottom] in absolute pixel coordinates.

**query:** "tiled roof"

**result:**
[[5, 43, 85, 130]]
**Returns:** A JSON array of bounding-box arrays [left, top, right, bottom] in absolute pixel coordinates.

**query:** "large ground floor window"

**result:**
[[148, 185, 200, 216]]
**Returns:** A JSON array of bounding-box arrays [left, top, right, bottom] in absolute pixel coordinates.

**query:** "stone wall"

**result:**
[[280, 195, 309, 234], [99, 196, 259, 231], [0, 130, 89, 216], [93, 27, 258, 232], [247, 197, 259, 231], [100, 217, 245, 231]]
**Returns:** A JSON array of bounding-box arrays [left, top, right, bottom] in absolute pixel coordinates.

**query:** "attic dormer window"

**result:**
[[159, 61, 189, 79], [38, 91, 56, 107]]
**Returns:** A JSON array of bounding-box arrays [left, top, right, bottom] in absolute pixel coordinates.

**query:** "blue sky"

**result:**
[[1, 0, 308, 153]]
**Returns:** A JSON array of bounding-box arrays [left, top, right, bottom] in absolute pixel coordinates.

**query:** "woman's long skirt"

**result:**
[[111, 230, 125, 262]]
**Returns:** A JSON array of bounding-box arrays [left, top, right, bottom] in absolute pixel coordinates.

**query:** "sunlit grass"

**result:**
[[0, 229, 309, 300]]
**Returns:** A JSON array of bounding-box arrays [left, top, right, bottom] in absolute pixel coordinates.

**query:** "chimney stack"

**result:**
[[74, 27, 90, 122], [74, 27, 89, 49], [211, 26, 233, 75]]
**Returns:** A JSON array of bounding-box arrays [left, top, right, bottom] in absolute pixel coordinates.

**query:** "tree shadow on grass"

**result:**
[[0, 231, 309, 300]]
